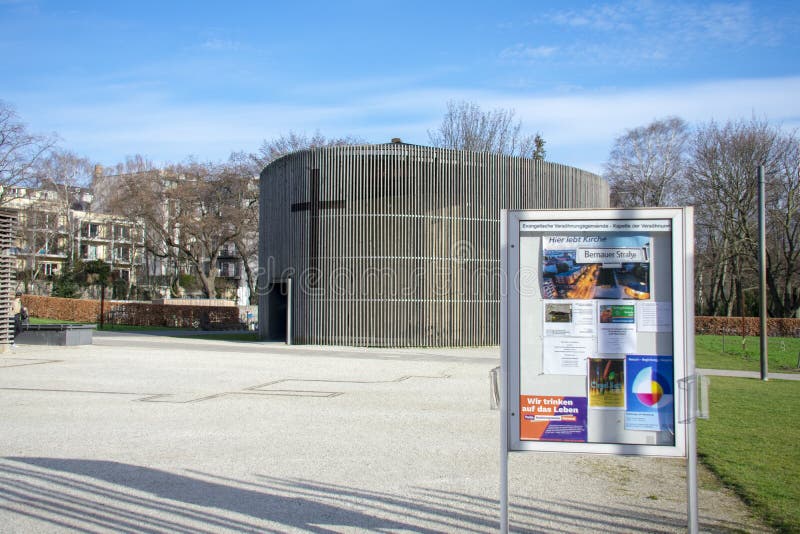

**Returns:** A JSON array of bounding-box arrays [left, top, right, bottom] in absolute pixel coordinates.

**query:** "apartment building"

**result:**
[[92, 168, 257, 302], [7, 184, 143, 285]]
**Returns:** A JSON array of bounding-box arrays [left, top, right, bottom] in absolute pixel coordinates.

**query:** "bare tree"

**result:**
[[221, 151, 260, 304], [34, 149, 94, 262], [253, 131, 364, 170], [763, 135, 800, 317], [17, 207, 59, 285], [109, 161, 245, 298], [604, 117, 690, 207], [0, 101, 55, 206], [428, 100, 546, 159], [105, 165, 176, 291], [689, 117, 799, 317], [95, 156, 172, 296]]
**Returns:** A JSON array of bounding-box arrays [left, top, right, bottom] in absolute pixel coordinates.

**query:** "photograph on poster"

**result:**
[[625, 355, 675, 434], [541, 235, 651, 300], [588, 358, 625, 408], [543, 301, 596, 337], [546, 303, 572, 322], [598, 304, 637, 354], [520, 395, 587, 442]]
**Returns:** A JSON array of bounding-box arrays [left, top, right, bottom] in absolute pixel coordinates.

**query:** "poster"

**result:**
[[588, 358, 625, 408], [542, 336, 594, 375], [520, 395, 587, 442], [506, 211, 689, 455], [625, 355, 674, 432], [541, 235, 651, 300], [543, 300, 595, 337], [598, 304, 637, 354], [638, 301, 672, 332]]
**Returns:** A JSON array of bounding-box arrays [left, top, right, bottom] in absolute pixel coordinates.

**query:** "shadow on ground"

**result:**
[[1, 457, 755, 533]]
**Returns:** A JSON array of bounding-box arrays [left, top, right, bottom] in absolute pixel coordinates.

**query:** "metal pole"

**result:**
[[286, 277, 292, 345], [99, 281, 105, 330], [684, 207, 699, 534], [758, 165, 769, 381], [687, 376, 699, 534], [500, 369, 509, 534], [500, 213, 510, 534]]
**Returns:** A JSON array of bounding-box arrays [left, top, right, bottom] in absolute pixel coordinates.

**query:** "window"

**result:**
[[43, 263, 58, 276], [36, 236, 59, 256], [115, 247, 130, 262], [115, 225, 130, 240], [219, 261, 239, 277], [81, 244, 99, 260], [82, 223, 100, 238]]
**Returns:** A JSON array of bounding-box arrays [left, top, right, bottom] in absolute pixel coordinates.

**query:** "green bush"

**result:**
[[51, 260, 80, 298]]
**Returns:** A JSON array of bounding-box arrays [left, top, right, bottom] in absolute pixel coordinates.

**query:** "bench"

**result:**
[[201, 321, 247, 331], [16, 324, 96, 346]]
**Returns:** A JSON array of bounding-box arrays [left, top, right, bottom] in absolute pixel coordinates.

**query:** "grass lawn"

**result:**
[[696, 335, 800, 373], [95, 323, 181, 332], [191, 332, 260, 342], [30, 316, 258, 340], [29, 317, 179, 331], [28, 317, 86, 325], [697, 376, 800, 533]]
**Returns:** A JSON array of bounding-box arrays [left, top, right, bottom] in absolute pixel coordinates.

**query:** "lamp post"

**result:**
[[758, 165, 768, 381]]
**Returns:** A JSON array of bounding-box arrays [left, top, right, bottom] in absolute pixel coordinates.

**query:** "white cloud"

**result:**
[[488, 76, 800, 171], [503, 76, 800, 141], [549, 3, 635, 32], [539, 1, 787, 65], [499, 44, 558, 61], [10, 75, 800, 173], [199, 38, 241, 51]]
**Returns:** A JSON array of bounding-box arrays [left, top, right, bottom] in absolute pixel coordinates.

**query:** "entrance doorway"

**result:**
[[265, 279, 291, 342]]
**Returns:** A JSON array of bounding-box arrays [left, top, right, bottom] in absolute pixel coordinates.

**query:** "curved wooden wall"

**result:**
[[1, 210, 17, 350], [259, 144, 608, 347]]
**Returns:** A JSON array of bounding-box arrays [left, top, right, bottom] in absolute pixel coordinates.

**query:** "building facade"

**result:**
[[259, 142, 610, 347], [7, 185, 143, 287], [92, 168, 258, 302]]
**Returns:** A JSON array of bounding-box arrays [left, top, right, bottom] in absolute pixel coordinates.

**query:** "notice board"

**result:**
[[501, 208, 694, 457]]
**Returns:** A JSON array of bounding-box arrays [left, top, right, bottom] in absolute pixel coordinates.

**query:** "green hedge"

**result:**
[[695, 316, 800, 337], [22, 295, 239, 328]]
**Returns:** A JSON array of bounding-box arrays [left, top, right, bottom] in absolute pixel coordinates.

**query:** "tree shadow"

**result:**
[[1, 457, 759, 533]]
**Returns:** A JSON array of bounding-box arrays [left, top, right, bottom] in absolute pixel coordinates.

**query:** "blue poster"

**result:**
[[624, 355, 674, 432]]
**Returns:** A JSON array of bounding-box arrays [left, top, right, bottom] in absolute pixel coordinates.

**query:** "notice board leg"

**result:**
[[687, 378, 699, 533], [500, 450, 508, 533]]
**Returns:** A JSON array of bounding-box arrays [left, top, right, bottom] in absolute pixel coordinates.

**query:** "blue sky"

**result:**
[[2, 0, 798, 174]]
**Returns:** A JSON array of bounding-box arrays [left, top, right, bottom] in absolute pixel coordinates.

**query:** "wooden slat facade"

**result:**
[[258, 143, 609, 347], [0, 210, 18, 350]]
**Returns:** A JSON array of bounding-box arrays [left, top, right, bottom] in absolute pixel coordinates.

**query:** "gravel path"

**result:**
[[0, 334, 771, 532]]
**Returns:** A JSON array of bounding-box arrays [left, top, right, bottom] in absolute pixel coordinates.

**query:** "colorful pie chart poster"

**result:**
[[520, 395, 587, 442], [624, 355, 674, 433]]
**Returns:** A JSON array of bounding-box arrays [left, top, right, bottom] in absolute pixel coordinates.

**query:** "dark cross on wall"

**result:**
[[290, 168, 345, 286]]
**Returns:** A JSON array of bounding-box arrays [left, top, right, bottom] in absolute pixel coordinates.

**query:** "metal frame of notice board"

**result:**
[[500, 207, 697, 533]]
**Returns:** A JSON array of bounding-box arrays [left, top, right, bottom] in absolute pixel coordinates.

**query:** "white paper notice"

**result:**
[[638, 301, 672, 332], [598, 303, 637, 354], [542, 336, 594, 375], [599, 323, 636, 353], [543, 300, 596, 337]]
